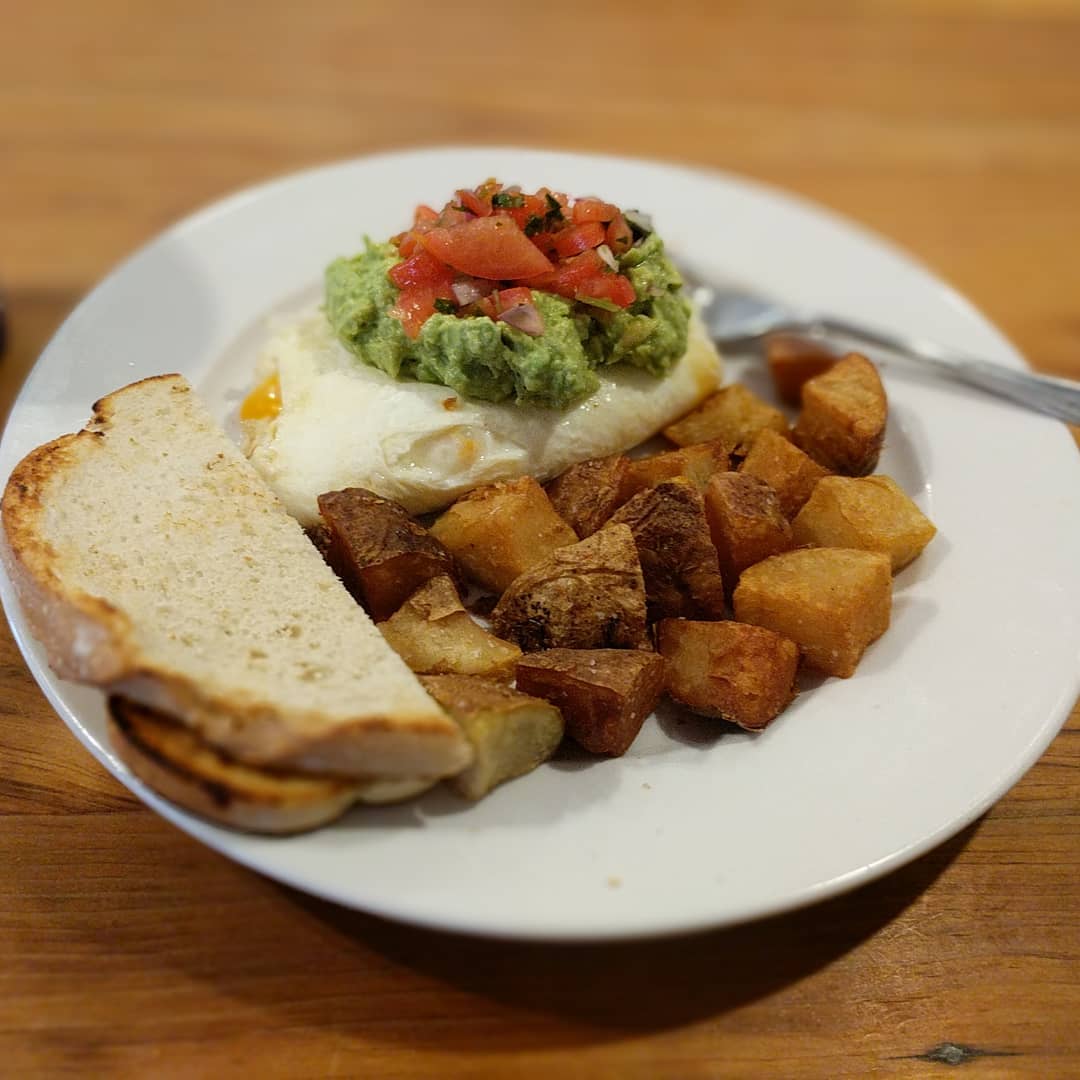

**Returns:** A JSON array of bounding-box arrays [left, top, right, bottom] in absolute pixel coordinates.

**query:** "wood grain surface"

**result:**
[[2, 1, 1078, 1076]]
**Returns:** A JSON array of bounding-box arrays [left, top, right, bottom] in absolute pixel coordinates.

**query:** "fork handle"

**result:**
[[816, 317, 1080, 426]]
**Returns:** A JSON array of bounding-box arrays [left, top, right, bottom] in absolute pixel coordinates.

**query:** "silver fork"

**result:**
[[681, 270, 1080, 425]]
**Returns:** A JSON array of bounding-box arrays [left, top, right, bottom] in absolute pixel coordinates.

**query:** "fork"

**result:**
[[681, 270, 1080, 425]]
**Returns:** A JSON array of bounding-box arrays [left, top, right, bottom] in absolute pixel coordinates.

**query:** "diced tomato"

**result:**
[[605, 212, 633, 256], [436, 205, 473, 229], [576, 272, 637, 308], [391, 281, 455, 339], [503, 192, 549, 231], [527, 249, 605, 298], [421, 217, 553, 280], [494, 286, 533, 310], [414, 204, 439, 226], [573, 198, 619, 225], [456, 189, 491, 217], [552, 222, 605, 259], [388, 249, 455, 289]]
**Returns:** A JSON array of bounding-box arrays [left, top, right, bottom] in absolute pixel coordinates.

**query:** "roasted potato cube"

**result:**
[[609, 479, 726, 620], [430, 476, 578, 594], [515, 649, 665, 756], [733, 548, 892, 678], [421, 675, 564, 800], [379, 576, 522, 678], [766, 335, 839, 406], [663, 384, 789, 452], [704, 473, 794, 591], [618, 439, 730, 504], [545, 454, 629, 538], [793, 353, 887, 475], [317, 488, 458, 621], [491, 524, 648, 652], [739, 428, 830, 519], [657, 620, 799, 731], [792, 475, 937, 572]]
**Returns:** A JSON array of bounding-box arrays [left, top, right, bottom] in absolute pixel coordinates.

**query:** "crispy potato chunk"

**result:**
[[766, 335, 838, 406], [379, 576, 522, 678], [663, 384, 789, 452], [516, 649, 665, 756], [491, 524, 648, 652], [430, 476, 578, 594], [739, 428, 830, 519], [545, 454, 629, 538], [793, 354, 887, 475], [657, 620, 799, 731], [618, 439, 731, 504], [421, 675, 564, 800], [704, 473, 794, 592], [317, 488, 458, 621], [609, 479, 726, 620], [792, 475, 937, 572], [733, 548, 892, 678]]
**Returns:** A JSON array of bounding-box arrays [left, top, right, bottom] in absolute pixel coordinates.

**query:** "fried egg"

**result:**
[[243, 306, 722, 526]]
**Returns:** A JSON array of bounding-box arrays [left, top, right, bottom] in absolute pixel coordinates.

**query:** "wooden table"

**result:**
[[3, 3, 1078, 1075]]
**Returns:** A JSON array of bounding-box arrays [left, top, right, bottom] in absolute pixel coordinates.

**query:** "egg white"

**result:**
[[244, 305, 722, 526]]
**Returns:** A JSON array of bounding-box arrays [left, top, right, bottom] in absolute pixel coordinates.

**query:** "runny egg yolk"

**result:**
[[240, 372, 282, 421]]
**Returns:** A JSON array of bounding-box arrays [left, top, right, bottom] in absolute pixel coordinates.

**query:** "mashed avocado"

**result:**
[[324, 232, 689, 409]]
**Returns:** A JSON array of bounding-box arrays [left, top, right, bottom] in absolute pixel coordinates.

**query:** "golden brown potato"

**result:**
[[379, 576, 522, 678], [766, 335, 839, 407], [618, 439, 731, 504], [657, 620, 799, 731], [420, 675, 564, 800], [739, 428, 830, 519], [490, 524, 648, 652], [793, 354, 887, 475], [430, 476, 578, 594], [733, 548, 892, 678], [545, 454, 629, 538], [317, 488, 458, 621], [704, 473, 794, 592], [792, 475, 937, 573], [663, 384, 789, 453], [515, 649, 666, 756], [608, 479, 726, 621]]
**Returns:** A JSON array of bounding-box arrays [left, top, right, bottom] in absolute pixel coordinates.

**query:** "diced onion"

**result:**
[[596, 243, 618, 271], [498, 302, 545, 337], [451, 278, 493, 305]]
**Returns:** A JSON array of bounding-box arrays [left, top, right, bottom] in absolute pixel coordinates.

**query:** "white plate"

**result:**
[[3, 147, 1079, 942]]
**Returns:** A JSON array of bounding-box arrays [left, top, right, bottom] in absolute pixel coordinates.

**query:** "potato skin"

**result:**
[[430, 476, 578, 594], [793, 354, 887, 476], [608, 479, 726, 621], [739, 428, 829, 520], [658, 620, 799, 731], [378, 575, 522, 679], [515, 649, 665, 756], [792, 474, 937, 572], [663, 384, 789, 453], [704, 473, 794, 592], [733, 547, 892, 678], [490, 524, 648, 652], [545, 454, 629, 539], [420, 675, 564, 800], [317, 487, 458, 621]]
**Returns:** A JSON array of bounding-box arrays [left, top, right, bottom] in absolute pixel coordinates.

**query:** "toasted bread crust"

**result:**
[[2, 375, 472, 781]]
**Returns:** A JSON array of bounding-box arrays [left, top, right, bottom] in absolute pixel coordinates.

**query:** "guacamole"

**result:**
[[324, 231, 690, 409]]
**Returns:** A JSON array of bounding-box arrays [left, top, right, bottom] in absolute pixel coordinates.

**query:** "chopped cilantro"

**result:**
[[492, 192, 525, 209], [524, 214, 545, 237], [433, 298, 457, 315]]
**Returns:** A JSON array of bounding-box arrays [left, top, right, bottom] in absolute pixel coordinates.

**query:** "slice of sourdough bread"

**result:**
[[2, 375, 472, 780], [108, 697, 434, 834]]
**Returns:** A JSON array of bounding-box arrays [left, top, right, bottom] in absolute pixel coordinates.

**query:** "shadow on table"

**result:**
[[279, 819, 980, 1047]]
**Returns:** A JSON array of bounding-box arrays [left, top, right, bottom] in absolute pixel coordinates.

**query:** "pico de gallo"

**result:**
[[324, 180, 690, 408]]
